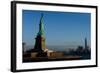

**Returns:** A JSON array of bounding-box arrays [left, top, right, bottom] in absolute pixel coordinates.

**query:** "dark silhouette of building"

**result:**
[[22, 42, 26, 54], [84, 38, 90, 56], [85, 38, 88, 50]]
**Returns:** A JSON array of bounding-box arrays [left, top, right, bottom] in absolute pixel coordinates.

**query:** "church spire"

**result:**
[[38, 14, 45, 37]]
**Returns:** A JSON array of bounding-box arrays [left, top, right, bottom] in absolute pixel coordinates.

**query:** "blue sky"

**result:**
[[22, 10, 91, 48]]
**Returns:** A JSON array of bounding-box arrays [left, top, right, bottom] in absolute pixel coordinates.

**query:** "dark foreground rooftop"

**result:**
[[23, 56, 85, 62]]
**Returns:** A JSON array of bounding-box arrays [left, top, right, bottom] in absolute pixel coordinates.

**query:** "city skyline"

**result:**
[[22, 10, 91, 50]]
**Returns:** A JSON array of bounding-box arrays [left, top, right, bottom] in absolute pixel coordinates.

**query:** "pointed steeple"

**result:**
[[38, 14, 45, 37]]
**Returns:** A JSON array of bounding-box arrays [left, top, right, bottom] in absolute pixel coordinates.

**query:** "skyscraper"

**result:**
[[85, 38, 88, 49], [33, 14, 46, 53]]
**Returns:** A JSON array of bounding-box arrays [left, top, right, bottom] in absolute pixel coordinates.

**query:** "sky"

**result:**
[[22, 10, 91, 49]]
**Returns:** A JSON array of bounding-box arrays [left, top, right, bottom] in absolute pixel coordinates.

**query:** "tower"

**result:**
[[33, 14, 46, 52], [85, 38, 88, 49], [22, 42, 26, 54]]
